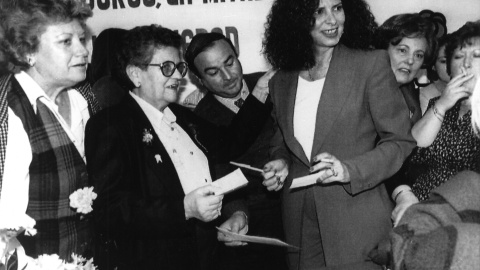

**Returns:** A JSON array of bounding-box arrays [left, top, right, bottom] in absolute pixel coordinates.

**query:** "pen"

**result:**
[[230, 161, 264, 173]]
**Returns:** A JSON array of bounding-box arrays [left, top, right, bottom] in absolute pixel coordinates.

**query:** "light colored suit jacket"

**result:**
[[269, 45, 416, 269]]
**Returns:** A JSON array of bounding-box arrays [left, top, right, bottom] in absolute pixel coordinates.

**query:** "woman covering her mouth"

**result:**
[[408, 21, 480, 201], [84, 24, 271, 270]]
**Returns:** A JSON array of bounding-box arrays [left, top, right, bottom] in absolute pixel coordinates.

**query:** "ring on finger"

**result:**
[[330, 167, 338, 177], [276, 176, 283, 185]]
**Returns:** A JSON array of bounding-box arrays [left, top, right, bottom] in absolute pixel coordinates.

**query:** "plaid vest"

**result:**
[[4, 75, 100, 260]]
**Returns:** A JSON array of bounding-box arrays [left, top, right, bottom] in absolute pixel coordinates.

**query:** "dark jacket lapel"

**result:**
[[123, 95, 185, 197], [275, 71, 310, 166]]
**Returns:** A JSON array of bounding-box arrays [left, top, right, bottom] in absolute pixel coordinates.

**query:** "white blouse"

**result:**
[[294, 76, 325, 161], [130, 92, 212, 195]]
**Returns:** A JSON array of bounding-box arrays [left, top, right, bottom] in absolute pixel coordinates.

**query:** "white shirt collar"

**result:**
[[214, 79, 250, 113], [129, 91, 176, 126], [14, 71, 51, 113]]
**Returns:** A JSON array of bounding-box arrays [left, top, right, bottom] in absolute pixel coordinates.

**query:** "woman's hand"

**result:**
[[251, 69, 277, 103], [184, 185, 224, 222], [262, 159, 288, 191], [435, 69, 474, 113], [311, 152, 350, 184], [217, 211, 249, 246], [391, 189, 419, 227]]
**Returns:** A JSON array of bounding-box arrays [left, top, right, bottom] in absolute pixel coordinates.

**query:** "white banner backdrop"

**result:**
[[85, 0, 480, 102]]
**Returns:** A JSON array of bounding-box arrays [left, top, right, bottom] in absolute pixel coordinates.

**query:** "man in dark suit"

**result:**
[[185, 32, 287, 270]]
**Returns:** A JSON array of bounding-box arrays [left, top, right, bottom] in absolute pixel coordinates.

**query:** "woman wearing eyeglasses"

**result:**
[[85, 25, 271, 270]]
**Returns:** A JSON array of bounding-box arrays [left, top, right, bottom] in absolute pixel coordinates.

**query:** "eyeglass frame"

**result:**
[[141, 61, 189, 78]]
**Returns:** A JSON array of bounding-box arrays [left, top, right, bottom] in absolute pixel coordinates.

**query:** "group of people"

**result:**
[[0, 0, 479, 269]]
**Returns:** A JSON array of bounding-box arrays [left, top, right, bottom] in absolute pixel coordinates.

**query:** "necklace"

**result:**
[[308, 54, 333, 81], [308, 68, 315, 81], [308, 64, 329, 81]]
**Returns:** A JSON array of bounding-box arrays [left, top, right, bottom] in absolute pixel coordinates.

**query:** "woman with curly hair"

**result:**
[[261, 0, 415, 269], [0, 0, 99, 260]]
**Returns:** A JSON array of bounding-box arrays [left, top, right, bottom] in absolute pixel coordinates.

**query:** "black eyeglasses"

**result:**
[[142, 61, 188, 78]]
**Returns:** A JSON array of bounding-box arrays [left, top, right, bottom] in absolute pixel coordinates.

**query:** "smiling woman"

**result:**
[[0, 0, 100, 262], [262, 0, 415, 269]]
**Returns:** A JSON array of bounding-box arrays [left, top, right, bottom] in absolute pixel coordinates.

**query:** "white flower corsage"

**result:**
[[69, 187, 97, 215], [0, 213, 37, 237], [26, 253, 97, 270], [142, 129, 154, 145]]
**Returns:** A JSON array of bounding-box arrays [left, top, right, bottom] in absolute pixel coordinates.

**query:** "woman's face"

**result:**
[[310, 0, 345, 49], [30, 19, 88, 89], [387, 36, 428, 85], [136, 46, 183, 110], [434, 45, 450, 83], [450, 37, 480, 94]]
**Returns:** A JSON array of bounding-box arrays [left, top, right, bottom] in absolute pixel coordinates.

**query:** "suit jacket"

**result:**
[[385, 82, 423, 195], [269, 45, 416, 269], [194, 73, 278, 206], [85, 93, 270, 270]]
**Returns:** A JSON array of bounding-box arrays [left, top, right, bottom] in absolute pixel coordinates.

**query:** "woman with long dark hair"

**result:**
[[262, 0, 415, 268]]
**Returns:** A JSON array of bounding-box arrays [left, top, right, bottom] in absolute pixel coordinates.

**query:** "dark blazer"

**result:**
[[194, 72, 271, 177], [194, 73, 287, 269], [85, 93, 270, 270], [385, 82, 423, 195], [269, 45, 416, 269]]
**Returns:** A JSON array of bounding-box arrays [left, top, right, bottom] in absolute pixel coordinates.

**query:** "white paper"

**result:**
[[212, 168, 249, 195], [290, 172, 322, 189], [216, 227, 299, 249]]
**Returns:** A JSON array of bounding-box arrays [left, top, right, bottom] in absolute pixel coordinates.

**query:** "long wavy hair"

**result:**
[[262, 0, 377, 71]]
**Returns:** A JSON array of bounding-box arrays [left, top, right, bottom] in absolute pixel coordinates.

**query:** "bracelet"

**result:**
[[433, 104, 444, 122], [394, 189, 412, 202]]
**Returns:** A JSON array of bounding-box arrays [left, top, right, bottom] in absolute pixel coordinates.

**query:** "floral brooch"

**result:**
[[143, 128, 154, 145], [69, 187, 97, 215]]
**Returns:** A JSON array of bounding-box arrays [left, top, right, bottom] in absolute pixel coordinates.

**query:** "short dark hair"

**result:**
[[374, 13, 437, 67], [185, 32, 237, 78], [445, 20, 480, 75], [114, 24, 182, 91], [426, 34, 450, 81], [89, 28, 127, 85], [262, 0, 378, 71], [0, 0, 92, 71]]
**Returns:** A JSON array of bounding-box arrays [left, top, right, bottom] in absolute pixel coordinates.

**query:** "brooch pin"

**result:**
[[142, 128, 154, 145], [155, 154, 162, 164]]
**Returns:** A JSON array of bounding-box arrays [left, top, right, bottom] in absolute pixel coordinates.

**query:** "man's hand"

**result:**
[[251, 69, 277, 103], [262, 159, 288, 191], [184, 185, 223, 222], [217, 211, 249, 246]]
